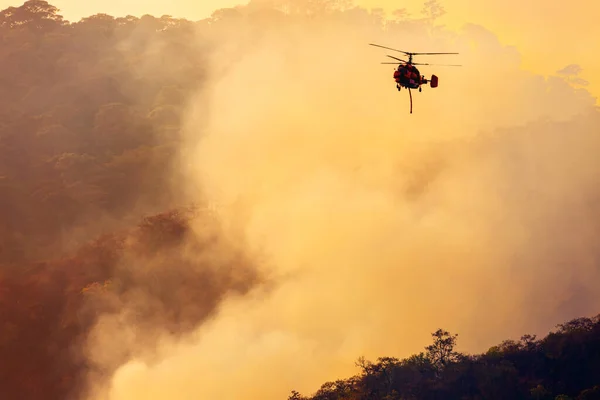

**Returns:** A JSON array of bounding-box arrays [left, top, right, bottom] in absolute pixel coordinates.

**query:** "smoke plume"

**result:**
[[84, 3, 600, 399]]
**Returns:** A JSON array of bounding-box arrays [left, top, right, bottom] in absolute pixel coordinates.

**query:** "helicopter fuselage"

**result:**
[[393, 63, 426, 89]]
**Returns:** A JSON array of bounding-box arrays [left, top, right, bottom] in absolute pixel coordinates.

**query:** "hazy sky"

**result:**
[[2, 0, 598, 102]]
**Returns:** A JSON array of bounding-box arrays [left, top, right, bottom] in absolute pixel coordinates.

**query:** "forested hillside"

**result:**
[[0, 1, 598, 400], [0, 0, 207, 264], [289, 318, 600, 400], [0, 1, 260, 399]]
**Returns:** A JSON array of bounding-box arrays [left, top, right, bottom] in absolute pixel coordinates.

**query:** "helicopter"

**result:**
[[369, 43, 461, 113]]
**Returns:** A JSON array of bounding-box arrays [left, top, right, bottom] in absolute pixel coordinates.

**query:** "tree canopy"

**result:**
[[289, 318, 600, 400]]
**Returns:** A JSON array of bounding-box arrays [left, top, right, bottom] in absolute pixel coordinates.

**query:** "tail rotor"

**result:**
[[429, 74, 438, 88]]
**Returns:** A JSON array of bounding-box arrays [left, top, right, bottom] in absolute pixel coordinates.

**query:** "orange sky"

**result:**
[[1, 0, 597, 102], [358, 0, 600, 103]]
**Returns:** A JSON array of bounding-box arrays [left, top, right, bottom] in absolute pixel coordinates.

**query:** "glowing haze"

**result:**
[[2, 0, 597, 101], [82, 2, 600, 400]]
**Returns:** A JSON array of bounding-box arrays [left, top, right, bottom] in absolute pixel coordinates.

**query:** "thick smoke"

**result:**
[[85, 3, 600, 399]]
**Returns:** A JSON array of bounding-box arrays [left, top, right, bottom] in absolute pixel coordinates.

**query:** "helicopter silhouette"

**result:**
[[369, 43, 461, 113]]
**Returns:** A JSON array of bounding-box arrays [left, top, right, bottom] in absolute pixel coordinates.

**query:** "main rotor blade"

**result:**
[[382, 62, 462, 66], [369, 43, 409, 55], [411, 52, 459, 55], [412, 62, 462, 66], [370, 43, 459, 56], [386, 54, 407, 63]]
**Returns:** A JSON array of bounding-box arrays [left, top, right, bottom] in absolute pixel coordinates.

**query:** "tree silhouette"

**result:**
[[425, 328, 460, 370], [289, 316, 600, 399]]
